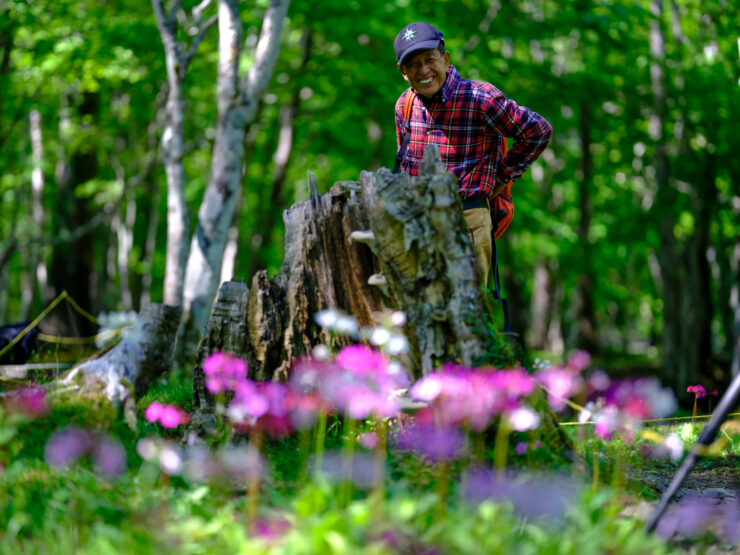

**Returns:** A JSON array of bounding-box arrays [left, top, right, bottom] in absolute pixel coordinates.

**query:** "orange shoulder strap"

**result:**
[[403, 90, 416, 121]]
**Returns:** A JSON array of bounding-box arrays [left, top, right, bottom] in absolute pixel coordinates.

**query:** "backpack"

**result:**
[[394, 89, 512, 331]]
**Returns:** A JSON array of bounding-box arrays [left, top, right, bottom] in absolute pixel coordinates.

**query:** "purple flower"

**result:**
[[93, 437, 126, 478], [515, 442, 528, 455], [358, 432, 379, 449], [44, 427, 93, 468], [394, 425, 468, 462], [317, 451, 382, 489], [656, 496, 714, 540], [464, 469, 579, 521]]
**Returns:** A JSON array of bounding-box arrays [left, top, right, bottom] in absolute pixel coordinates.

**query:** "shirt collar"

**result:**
[[437, 65, 460, 104]]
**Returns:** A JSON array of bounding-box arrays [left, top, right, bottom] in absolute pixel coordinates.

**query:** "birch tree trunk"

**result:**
[[152, 0, 191, 308], [179, 0, 290, 361], [21, 109, 45, 319]]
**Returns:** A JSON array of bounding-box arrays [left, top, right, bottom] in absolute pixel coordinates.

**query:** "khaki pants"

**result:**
[[463, 207, 492, 284]]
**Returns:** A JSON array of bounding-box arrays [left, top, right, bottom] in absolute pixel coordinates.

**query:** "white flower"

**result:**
[[664, 433, 684, 463], [312, 344, 331, 360], [314, 309, 341, 329], [159, 445, 183, 475], [370, 327, 391, 346], [136, 438, 157, 461], [334, 315, 359, 336], [508, 406, 541, 431], [391, 311, 407, 327], [386, 334, 409, 355]]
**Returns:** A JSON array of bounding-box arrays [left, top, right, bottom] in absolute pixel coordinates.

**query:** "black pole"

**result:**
[[646, 371, 740, 532]]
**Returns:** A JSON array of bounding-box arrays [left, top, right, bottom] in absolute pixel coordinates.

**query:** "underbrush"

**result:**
[[1, 309, 738, 554]]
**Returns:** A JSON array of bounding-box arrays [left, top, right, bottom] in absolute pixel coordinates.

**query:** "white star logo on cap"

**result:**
[[403, 28, 416, 42]]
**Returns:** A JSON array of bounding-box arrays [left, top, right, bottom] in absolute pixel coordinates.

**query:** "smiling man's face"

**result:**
[[400, 48, 450, 98]]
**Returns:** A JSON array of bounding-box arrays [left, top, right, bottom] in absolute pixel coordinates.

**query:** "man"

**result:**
[[393, 21, 552, 282]]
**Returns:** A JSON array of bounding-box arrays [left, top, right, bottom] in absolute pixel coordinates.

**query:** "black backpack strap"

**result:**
[[490, 208, 511, 333]]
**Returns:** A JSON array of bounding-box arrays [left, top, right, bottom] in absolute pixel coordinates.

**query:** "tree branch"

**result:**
[[181, 13, 218, 78], [241, 0, 290, 106]]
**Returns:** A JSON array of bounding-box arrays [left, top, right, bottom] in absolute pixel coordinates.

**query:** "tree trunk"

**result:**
[[731, 239, 740, 378], [20, 109, 45, 320], [574, 102, 599, 353], [649, 0, 683, 389], [529, 258, 550, 350], [63, 304, 182, 405], [191, 146, 491, 416], [179, 0, 290, 361], [152, 0, 190, 309], [47, 92, 99, 337]]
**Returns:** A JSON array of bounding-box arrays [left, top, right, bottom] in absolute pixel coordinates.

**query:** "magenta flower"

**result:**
[[202, 352, 248, 394], [566, 350, 591, 372], [254, 518, 292, 544], [536, 368, 583, 411], [335, 344, 388, 376], [5, 386, 49, 417], [686, 384, 706, 399], [145, 402, 189, 428]]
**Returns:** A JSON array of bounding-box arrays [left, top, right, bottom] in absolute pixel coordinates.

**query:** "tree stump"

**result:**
[[192, 146, 489, 415]]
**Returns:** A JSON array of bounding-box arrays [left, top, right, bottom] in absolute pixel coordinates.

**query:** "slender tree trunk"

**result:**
[[140, 180, 161, 308], [21, 109, 45, 320], [731, 238, 740, 378], [152, 0, 190, 309], [530, 258, 550, 350], [179, 0, 290, 361], [649, 0, 683, 389], [574, 101, 599, 353]]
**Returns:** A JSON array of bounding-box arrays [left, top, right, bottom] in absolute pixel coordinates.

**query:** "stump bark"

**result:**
[[192, 146, 489, 414]]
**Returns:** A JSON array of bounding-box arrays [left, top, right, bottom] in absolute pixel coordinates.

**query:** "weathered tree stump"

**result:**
[[192, 147, 489, 416], [63, 303, 181, 405]]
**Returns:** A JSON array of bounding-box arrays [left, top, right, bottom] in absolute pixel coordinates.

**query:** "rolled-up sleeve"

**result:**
[[483, 93, 552, 187]]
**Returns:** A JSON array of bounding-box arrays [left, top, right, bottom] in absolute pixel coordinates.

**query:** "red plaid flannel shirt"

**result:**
[[394, 66, 552, 200]]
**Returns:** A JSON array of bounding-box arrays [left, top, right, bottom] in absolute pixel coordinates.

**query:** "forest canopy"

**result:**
[[0, 0, 738, 394]]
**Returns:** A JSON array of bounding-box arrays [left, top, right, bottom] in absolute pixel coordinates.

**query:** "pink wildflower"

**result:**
[[5, 386, 49, 417], [202, 352, 248, 394], [145, 402, 189, 428], [358, 432, 379, 449], [686, 385, 706, 399], [335, 344, 387, 376]]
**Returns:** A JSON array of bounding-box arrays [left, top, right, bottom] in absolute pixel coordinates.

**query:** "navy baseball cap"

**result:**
[[394, 22, 444, 67]]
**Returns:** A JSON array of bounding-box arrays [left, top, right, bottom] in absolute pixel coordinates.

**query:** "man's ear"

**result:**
[[443, 51, 450, 67], [398, 64, 410, 82]]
